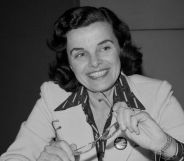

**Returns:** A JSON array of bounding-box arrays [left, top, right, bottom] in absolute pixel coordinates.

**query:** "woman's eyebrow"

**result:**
[[69, 40, 113, 55], [97, 39, 114, 46], [70, 48, 84, 55]]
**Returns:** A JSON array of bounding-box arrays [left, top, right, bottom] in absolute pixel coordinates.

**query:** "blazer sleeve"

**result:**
[[0, 82, 57, 161], [153, 81, 184, 160]]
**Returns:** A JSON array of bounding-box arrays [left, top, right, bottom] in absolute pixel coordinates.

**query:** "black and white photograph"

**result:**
[[1, 1, 184, 161]]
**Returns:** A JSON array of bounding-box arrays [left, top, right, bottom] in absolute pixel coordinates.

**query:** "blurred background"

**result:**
[[0, 0, 184, 154]]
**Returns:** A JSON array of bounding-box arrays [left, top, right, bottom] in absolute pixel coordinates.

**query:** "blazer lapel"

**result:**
[[54, 105, 94, 147]]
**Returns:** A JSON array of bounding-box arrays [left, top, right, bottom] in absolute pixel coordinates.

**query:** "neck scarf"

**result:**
[[55, 72, 145, 160]]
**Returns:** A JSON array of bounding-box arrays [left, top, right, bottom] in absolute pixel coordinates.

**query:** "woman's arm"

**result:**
[[154, 96, 184, 161], [0, 83, 56, 161], [113, 94, 184, 161]]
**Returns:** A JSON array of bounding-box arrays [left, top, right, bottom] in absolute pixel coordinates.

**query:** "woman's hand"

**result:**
[[37, 140, 76, 161], [113, 102, 168, 152]]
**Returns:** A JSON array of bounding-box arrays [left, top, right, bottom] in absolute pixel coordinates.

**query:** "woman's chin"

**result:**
[[87, 83, 114, 93]]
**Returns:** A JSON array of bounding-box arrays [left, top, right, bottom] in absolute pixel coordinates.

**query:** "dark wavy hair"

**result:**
[[48, 6, 143, 92]]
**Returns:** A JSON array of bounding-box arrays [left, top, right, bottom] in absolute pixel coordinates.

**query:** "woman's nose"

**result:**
[[89, 53, 101, 67]]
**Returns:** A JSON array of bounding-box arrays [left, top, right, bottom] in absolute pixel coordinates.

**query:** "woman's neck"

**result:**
[[87, 87, 114, 110], [88, 87, 114, 134]]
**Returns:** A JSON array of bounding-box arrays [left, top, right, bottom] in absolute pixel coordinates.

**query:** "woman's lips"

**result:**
[[87, 69, 109, 79]]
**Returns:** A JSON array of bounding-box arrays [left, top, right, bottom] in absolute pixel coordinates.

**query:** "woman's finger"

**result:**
[[56, 140, 75, 161], [113, 102, 127, 112], [38, 150, 61, 161], [114, 102, 128, 131], [130, 115, 140, 135], [123, 108, 135, 133], [133, 111, 149, 124], [113, 102, 141, 134], [116, 107, 126, 131], [45, 145, 71, 161], [114, 102, 133, 131]]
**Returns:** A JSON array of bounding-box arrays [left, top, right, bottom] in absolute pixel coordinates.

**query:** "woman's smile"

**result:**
[[87, 69, 109, 80]]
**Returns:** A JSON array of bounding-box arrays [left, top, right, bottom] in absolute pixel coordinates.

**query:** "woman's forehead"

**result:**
[[66, 22, 117, 48]]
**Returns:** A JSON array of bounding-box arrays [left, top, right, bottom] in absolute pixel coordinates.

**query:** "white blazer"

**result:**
[[1, 74, 184, 161]]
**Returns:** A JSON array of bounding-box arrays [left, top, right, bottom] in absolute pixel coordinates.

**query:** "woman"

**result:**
[[1, 6, 184, 161]]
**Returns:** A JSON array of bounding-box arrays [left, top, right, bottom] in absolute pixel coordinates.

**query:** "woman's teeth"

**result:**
[[89, 70, 108, 78]]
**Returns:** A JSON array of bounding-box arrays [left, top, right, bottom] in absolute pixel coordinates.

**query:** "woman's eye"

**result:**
[[74, 52, 86, 59], [102, 46, 111, 51]]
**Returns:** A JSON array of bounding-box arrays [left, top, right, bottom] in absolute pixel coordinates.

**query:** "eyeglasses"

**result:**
[[74, 121, 119, 155], [74, 92, 119, 155]]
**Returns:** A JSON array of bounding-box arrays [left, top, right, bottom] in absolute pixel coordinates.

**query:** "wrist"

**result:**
[[156, 134, 177, 159]]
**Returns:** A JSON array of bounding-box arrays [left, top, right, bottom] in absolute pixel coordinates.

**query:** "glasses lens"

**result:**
[[75, 142, 95, 155], [74, 122, 119, 155]]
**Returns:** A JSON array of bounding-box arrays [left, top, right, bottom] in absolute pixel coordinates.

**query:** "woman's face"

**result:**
[[66, 21, 121, 92]]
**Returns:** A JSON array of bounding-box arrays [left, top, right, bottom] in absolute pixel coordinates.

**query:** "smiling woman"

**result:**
[[66, 21, 121, 92], [1, 6, 184, 161], [48, 6, 143, 93]]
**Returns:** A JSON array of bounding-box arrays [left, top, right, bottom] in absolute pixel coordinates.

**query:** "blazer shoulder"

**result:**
[[128, 74, 172, 99], [128, 74, 161, 85], [128, 74, 171, 88], [40, 81, 71, 110]]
